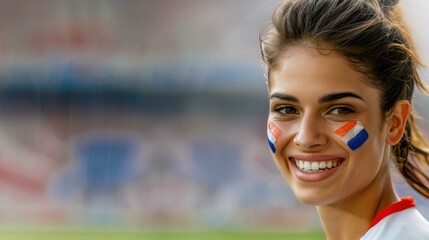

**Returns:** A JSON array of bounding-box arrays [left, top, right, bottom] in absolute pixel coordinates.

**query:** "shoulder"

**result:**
[[396, 208, 429, 238], [361, 208, 429, 240]]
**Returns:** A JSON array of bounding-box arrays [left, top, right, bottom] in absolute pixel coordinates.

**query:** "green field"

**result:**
[[0, 230, 325, 240]]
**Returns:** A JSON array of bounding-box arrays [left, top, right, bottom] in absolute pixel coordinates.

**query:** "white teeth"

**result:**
[[311, 162, 318, 171], [304, 161, 311, 171], [295, 160, 343, 172]]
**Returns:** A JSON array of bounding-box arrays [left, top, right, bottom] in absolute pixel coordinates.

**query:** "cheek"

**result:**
[[267, 122, 282, 153], [267, 120, 299, 151], [334, 120, 369, 151]]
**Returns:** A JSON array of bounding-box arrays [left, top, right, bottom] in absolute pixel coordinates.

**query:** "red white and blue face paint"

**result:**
[[335, 120, 369, 151], [267, 123, 281, 153]]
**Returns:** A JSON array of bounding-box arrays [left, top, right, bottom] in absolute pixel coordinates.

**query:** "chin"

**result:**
[[292, 186, 340, 206], [295, 194, 325, 205]]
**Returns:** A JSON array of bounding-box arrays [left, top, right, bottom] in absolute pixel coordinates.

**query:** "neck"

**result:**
[[316, 165, 399, 240]]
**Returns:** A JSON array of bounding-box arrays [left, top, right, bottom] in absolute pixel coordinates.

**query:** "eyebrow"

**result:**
[[270, 93, 299, 102], [319, 92, 364, 103], [270, 92, 364, 103]]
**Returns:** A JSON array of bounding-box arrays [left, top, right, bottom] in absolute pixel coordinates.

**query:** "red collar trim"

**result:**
[[367, 196, 415, 230]]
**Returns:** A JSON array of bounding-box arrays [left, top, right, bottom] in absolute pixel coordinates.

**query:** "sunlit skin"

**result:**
[[267, 46, 410, 239]]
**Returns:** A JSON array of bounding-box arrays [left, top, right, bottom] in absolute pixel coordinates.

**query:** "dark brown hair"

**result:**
[[260, 0, 429, 197]]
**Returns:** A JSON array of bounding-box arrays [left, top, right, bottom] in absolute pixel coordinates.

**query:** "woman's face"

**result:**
[[268, 46, 390, 205]]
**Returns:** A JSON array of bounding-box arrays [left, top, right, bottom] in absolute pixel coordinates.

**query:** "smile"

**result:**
[[288, 155, 346, 182], [294, 159, 345, 172]]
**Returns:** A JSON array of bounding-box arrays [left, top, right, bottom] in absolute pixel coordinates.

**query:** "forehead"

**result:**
[[269, 46, 372, 93]]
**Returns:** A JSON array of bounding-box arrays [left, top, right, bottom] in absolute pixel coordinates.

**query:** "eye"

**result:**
[[273, 105, 300, 115], [327, 106, 355, 116]]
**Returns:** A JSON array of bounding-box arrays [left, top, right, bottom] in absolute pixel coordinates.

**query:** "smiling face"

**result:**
[[268, 46, 392, 205]]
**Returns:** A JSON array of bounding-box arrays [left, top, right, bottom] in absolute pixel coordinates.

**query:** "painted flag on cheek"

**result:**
[[267, 123, 281, 153], [335, 120, 369, 151]]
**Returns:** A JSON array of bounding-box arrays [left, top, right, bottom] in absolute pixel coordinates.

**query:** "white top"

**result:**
[[361, 197, 429, 240]]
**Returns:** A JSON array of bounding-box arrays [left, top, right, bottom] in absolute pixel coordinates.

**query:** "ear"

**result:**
[[386, 100, 411, 145]]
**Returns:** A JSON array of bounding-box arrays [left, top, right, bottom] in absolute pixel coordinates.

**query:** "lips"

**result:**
[[289, 155, 346, 182]]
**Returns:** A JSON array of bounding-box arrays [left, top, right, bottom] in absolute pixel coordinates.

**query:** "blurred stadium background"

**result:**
[[0, 0, 428, 239]]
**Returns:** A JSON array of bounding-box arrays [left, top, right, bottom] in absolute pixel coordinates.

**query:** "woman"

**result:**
[[260, 0, 429, 239]]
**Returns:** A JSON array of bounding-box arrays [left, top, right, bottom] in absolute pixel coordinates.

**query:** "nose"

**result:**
[[293, 114, 328, 150]]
